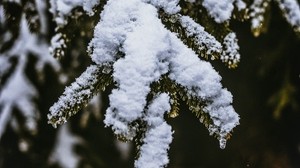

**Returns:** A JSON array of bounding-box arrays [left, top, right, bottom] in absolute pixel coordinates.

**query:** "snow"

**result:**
[[165, 31, 239, 148], [202, 0, 235, 23], [142, 0, 180, 14], [48, 0, 240, 147], [88, 0, 140, 65], [135, 122, 172, 168], [235, 0, 247, 10], [103, 0, 171, 139], [50, 0, 240, 166], [90, 0, 239, 148], [49, 124, 81, 168], [221, 32, 241, 67], [276, 0, 300, 32], [249, 0, 270, 36], [135, 93, 172, 168], [202, 0, 246, 23], [250, 0, 300, 35], [49, 65, 100, 127], [50, 0, 100, 25], [49, 33, 66, 58], [83, 0, 100, 15], [180, 16, 222, 58]]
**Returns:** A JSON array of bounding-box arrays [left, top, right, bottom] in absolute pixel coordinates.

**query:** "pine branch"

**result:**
[[48, 65, 113, 128], [160, 11, 241, 68]]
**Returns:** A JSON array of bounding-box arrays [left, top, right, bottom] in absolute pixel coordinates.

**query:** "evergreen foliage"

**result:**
[[0, 0, 300, 167]]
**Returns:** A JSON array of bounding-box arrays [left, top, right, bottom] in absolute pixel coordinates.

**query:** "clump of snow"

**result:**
[[202, 0, 246, 23], [88, 0, 140, 66], [180, 15, 222, 58], [276, 0, 300, 32], [49, 33, 66, 58], [235, 0, 247, 10], [221, 32, 240, 67], [142, 0, 180, 14], [103, 0, 171, 139], [202, 0, 235, 23], [135, 94, 172, 168], [50, 0, 100, 25], [83, 0, 100, 15]]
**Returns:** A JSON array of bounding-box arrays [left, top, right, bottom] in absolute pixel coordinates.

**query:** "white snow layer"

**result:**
[[49, 124, 81, 168], [88, 0, 239, 148], [49, 65, 100, 127], [135, 93, 173, 168], [202, 0, 246, 23], [180, 16, 222, 57], [50, 0, 100, 25]]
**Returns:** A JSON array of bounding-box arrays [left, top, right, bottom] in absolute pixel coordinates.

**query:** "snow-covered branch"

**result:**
[[47, 0, 254, 167]]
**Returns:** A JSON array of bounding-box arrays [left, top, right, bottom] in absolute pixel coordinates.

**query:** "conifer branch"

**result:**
[[48, 65, 113, 128], [160, 11, 241, 68]]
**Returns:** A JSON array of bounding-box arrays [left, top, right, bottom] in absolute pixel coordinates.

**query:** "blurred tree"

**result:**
[[0, 0, 299, 168]]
